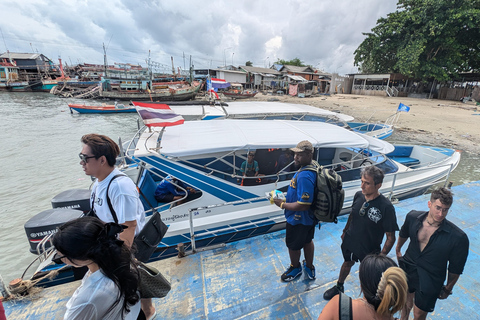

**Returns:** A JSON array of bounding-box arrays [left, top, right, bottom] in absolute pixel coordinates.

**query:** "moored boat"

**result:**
[[68, 102, 137, 114], [25, 118, 459, 288], [221, 83, 257, 99], [0, 59, 30, 91], [133, 101, 395, 139], [99, 79, 203, 101]]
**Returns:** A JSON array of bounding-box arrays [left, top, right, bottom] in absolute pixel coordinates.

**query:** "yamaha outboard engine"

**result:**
[[24, 189, 91, 254]]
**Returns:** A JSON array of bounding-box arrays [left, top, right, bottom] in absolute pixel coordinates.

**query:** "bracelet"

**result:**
[[280, 202, 285, 209]]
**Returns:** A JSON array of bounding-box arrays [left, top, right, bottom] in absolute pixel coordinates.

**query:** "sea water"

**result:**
[[0, 92, 479, 284], [0, 92, 139, 283]]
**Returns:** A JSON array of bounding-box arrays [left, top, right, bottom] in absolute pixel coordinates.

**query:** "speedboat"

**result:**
[[120, 119, 459, 258], [25, 119, 459, 287], [132, 101, 396, 139]]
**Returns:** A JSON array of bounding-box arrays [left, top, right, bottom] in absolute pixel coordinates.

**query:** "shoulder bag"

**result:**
[[137, 261, 171, 299], [101, 174, 169, 262], [102, 174, 171, 298]]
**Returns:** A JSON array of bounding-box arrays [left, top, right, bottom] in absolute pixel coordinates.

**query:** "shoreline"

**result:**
[[248, 93, 480, 153]]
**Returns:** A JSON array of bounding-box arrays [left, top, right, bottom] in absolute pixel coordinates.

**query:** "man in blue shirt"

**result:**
[[154, 175, 197, 205], [274, 140, 317, 281]]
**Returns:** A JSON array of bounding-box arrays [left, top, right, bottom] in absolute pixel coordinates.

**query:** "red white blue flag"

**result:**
[[211, 78, 231, 89], [132, 101, 184, 127]]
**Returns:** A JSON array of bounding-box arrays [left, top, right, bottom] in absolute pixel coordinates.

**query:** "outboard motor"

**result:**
[[24, 208, 83, 254], [24, 189, 91, 254], [51, 189, 91, 212]]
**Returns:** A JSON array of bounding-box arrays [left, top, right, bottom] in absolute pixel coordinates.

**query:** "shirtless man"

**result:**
[[396, 187, 469, 320]]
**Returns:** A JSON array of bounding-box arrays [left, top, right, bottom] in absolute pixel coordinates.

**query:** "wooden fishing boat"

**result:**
[[222, 83, 257, 99], [68, 102, 136, 114]]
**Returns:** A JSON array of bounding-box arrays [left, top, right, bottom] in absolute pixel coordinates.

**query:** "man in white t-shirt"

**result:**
[[80, 133, 155, 320]]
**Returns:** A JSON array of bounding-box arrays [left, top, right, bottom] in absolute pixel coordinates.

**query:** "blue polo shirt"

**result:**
[[284, 169, 316, 226]]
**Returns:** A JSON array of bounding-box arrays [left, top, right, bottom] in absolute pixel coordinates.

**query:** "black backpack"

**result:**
[[296, 160, 345, 223]]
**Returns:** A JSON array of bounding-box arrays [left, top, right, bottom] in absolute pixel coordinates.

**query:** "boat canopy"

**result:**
[[168, 101, 354, 122], [153, 119, 394, 157]]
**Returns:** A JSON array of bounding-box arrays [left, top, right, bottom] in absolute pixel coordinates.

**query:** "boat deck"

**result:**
[[4, 181, 480, 319]]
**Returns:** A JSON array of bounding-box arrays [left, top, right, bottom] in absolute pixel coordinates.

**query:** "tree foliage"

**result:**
[[245, 61, 253, 66], [354, 0, 480, 80], [274, 58, 306, 67]]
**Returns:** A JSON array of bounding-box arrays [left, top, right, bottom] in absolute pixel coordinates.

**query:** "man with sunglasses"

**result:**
[[396, 187, 469, 320], [323, 166, 398, 300], [80, 134, 156, 319]]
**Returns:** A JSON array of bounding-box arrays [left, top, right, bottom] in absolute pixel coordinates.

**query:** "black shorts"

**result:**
[[285, 223, 315, 250], [340, 243, 361, 262], [398, 257, 438, 312]]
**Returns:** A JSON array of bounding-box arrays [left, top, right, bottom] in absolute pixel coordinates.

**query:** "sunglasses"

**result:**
[[359, 201, 369, 216], [52, 252, 66, 264], [79, 153, 96, 163]]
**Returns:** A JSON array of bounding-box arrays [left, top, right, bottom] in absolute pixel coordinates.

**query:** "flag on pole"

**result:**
[[132, 101, 184, 127], [206, 78, 212, 92], [211, 78, 231, 89], [397, 103, 410, 112]]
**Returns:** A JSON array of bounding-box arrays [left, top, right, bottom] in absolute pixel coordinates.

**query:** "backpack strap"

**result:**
[[105, 174, 126, 224], [338, 291, 353, 320], [293, 161, 320, 184]]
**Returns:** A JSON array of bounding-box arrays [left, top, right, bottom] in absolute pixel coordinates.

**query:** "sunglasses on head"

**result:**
[[79, 153, 96, 163], [359, 201, 369, 216]]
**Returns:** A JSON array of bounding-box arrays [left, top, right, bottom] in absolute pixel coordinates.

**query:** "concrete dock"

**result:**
[[4, 181, 480, 319]]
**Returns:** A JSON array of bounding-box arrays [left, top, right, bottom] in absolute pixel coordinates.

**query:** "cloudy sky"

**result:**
[[0, 0, 398, 75]]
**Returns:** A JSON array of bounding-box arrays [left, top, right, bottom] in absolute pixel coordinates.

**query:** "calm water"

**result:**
[[0, 92, 479, 283]]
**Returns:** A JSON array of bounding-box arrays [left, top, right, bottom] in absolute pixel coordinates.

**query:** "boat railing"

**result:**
[[186, 195, 274, 253], [36, 233, 56, 262], [386, 162, 455, 200]]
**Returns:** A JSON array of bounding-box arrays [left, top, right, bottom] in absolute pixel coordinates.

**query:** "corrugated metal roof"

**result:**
[[286, 75, 307, 81], [281, 65, 313, 73], [0, 52, 42, 60], [240, 66, 282, 75]]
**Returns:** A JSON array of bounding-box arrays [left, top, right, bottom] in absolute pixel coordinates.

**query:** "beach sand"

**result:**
[[251, 93, 480, 153]]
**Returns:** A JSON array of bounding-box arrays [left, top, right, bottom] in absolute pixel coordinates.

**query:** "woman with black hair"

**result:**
[[318, 254, 408, 320], [52, 216, 142, 320]]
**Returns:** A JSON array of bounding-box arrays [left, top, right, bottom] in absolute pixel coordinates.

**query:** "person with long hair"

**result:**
[[80, 133, 155, 319], [52, 216, 142, 320], [318, 254, 408, 320]]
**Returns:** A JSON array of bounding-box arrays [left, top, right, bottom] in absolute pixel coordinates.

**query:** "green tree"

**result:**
[[275, 58, 306, 67], [354, 0, 480, 80], [245, 61, 253, 66]]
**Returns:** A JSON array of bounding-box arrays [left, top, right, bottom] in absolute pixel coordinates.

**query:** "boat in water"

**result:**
[[68, 102, 136, 114], [0, 59, 30, 91], [132, 101, 396, 139], [98, 79, 203, 101], [24, 118, 460, 288]]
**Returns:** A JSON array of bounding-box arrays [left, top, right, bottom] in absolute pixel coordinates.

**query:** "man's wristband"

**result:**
[[280, 202, 285, 209]]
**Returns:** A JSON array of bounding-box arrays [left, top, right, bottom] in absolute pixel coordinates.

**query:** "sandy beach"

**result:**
[[252, 93, 480, 153]]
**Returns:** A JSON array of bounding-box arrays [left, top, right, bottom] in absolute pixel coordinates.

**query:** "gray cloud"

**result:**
[[0, 0, 397, 74]]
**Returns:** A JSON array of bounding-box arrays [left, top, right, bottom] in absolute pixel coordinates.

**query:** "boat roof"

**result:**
[[151, 119, 394, 157], [168, 101, 355, 122]]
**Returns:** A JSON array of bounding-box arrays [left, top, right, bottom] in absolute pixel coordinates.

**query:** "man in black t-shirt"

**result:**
[[323, 166, 399, 300], [396, 187, 469, 320]]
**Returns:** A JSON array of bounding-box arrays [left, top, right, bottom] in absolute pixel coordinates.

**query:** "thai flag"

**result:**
[[132, 102, 184, 127], [211, 78, 231, 89]]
